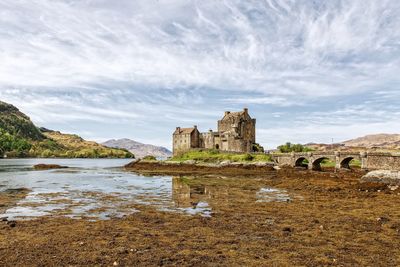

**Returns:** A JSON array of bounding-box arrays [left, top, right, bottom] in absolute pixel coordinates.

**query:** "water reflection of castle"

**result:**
[[172, 177, 228, 209]]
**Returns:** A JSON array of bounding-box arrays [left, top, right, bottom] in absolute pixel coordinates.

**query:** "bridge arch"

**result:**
[[295, 157, 308, 168], [311, 157, 329, 171], [340, 157, 355, 169]]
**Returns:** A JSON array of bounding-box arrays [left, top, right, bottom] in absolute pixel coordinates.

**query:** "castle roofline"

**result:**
[[221, 108, 250, 120], [173, 126, 197, 135]]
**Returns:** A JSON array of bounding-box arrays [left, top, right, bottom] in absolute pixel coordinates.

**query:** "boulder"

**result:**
[[219, 160, 231, 166], [361, 170, 400, 185], [253, 162, 267, 167], [182, 160, 196, 165]]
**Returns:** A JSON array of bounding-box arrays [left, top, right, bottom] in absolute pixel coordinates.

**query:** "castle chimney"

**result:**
[[224, 111, 230, 116], [243, 108, 248, 114], [176, 127, 180, 131], [194, 125, 197, 129]]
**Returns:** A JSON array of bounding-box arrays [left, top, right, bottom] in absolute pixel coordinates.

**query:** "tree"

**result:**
[[252, 143, 264, 153], [277, 142, 312, 153], [0, 129, 32, 157]]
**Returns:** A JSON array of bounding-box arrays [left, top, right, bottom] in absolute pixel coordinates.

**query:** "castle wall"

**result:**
[[173, 133, 191, 155], [200, 131, 221, 150], [220, 136, 252, 153], [191, 129, 200, 148], [173, 128, 201, 156], [173, 109, 257, 155], [217, 109, 255, 152]]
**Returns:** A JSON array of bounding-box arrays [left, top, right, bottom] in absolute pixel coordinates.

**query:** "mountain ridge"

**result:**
[[305, 133, 400, 151], [342, 133, 400, 149], [102, 138, 172, 159]]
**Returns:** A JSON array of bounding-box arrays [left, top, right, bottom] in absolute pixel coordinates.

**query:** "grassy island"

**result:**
[[170, 149, 273, 163]]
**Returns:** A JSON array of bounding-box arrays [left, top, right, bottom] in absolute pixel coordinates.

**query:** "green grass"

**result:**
[[320, 159, 361, 168], [320, 159, 335, 168], [348, 159, 361, 167], [170, 150, 273, 163]]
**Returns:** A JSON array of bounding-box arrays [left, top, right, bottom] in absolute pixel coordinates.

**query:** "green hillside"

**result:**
[[0, 101, 44, 140], [0, 101, 134, 158]]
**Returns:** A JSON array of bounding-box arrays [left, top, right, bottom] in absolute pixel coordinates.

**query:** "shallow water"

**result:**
[[0, 159, 300, 220]]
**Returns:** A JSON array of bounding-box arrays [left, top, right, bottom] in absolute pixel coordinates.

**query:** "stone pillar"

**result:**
[[360, 152, 368, 170], [334, 151, 341, 171], [307, 152, 313, 170], [307, 155, 313, 170], [291, 151, 296, 167], [308, 162, 314, 170]]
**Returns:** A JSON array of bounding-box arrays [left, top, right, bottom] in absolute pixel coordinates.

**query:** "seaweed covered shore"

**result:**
[[1, 168, 400, 266], [124, 159, 276, 176]]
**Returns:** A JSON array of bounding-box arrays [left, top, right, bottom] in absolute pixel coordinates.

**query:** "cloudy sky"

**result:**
[[1, 0, 400, 149]]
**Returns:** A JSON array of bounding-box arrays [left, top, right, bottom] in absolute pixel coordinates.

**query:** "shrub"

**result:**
[[243, 153, 254, 161], [252, 143, 264, 152], [277, 142, 313, 153], [0, 129, 32, 157], [142, 155, 157, 161]]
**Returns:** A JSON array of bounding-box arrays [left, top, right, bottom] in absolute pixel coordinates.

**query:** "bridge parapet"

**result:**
[[271, 151, 400, 171], [272, 152, 336, 170], [362, 152, 400, 170]]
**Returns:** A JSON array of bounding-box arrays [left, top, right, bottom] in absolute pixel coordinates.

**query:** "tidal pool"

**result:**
[[0, 159, 301, 220]]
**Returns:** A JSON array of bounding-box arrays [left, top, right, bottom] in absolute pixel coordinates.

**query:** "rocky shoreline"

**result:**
[[361, 170, 400, 185], [124, 160, 276, 175], [1, 167, 400, 266]]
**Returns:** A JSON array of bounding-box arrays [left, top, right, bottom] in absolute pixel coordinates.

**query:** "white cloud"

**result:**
[[0, 0, 399, 148], [0, 0, 399, 96]]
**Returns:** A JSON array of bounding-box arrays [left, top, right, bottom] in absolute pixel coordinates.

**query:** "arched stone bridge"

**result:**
[[272, 152, 400, 171]]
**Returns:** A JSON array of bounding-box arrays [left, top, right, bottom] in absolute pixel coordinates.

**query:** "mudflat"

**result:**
[[0, 168, 399, 266]]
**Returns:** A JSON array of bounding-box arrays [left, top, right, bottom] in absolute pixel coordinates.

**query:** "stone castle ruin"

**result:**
[[173, 108, 257, 156]]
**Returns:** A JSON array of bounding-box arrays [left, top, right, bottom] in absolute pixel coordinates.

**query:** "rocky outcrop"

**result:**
[[361, 170, 400, 185], [33, 164, 69, 170]]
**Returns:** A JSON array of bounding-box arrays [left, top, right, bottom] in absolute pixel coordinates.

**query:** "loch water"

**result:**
[[0, 159, 301, 220]]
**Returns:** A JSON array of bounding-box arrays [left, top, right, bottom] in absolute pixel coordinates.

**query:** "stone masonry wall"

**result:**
[[364, 153, 400, 170], [173, 133, 191, 155]]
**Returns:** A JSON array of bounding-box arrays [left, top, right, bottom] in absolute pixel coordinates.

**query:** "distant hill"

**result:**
[[38, 130, 134, 158], [304, 143, 344, 151], [0, 101, 133, 158], [304, 134, 400, 152], [342, 134, 400, 149], [103, 138, 172, 159]]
